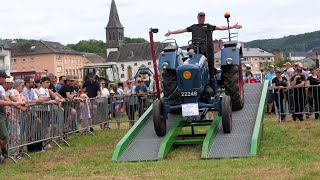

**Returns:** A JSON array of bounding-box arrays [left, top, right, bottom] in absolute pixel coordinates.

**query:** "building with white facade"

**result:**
[[214, 47, 274, 74], [0, 39, 11, 75]]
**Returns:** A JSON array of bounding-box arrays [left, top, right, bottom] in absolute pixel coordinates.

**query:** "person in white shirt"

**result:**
[[99, 79, 110, 130]]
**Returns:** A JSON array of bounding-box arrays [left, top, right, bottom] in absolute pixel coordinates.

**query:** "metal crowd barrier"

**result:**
[[4, 94, 156, 163], [275, 85, 320, 121], [108, 94, 156, 126]]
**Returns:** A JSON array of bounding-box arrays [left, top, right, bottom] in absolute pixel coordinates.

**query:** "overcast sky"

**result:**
[[1, 0, 319, 46]]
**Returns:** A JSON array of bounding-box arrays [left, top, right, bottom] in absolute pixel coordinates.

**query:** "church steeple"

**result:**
[[106, 0, 124, 52]]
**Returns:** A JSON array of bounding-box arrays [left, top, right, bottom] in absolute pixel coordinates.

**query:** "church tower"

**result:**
[[105, 0, 124, 55]]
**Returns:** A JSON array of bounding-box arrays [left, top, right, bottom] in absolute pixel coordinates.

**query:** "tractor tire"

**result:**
[[162, 69, 178, 100], [222, 94, 232, 133], [222, 65, 244, 111], [153, 99, 166, 136]]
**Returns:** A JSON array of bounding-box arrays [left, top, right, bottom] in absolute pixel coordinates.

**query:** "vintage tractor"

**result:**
[[149, 12, 243, 137]]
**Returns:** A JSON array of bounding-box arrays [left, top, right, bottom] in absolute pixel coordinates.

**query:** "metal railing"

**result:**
[[4, 94, 157, 163], [274, 85, 320, 121]]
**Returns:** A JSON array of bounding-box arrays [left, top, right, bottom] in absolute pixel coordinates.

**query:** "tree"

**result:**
[[67, 40, 106, 54], [67, 37, 148, 54], [275, 57, 292, 68], [124, 37, 147, 44]]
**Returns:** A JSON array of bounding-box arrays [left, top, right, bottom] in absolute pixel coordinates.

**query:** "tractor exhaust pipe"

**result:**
[[224, 12, 231, 42], [149, 28, 161, 100]]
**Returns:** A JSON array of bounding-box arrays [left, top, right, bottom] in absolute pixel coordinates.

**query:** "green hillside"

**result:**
[[245, 30, 320, 52]]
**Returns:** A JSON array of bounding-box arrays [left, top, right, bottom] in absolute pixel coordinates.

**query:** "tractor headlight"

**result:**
[[226, 58, 233, 65], [162, 62, 169, 70], [183, 71, 191, 79]]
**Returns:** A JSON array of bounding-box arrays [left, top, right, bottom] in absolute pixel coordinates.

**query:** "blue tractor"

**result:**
[[150, 13, 243, 137]]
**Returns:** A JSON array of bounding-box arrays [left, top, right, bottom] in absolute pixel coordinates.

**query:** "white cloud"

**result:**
[[0, 0, 319, 46]]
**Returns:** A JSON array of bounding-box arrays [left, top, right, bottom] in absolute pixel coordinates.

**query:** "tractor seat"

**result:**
[[163, 45, 178, 52]]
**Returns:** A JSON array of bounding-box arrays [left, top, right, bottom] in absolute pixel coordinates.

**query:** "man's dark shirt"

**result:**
[[83, 80, 100, 98], [186, 23, 216, 54], [49, 83, 57, 93], [290, 74, 306, 85], [58, 84, 72, 99]]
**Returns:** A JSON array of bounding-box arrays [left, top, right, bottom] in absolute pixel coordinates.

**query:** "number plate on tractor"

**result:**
[[182, 103, 199, 117], [180, 91, 198, 97]]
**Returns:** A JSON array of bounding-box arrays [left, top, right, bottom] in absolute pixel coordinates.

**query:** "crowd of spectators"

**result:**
[[0, 71, 159, 164]]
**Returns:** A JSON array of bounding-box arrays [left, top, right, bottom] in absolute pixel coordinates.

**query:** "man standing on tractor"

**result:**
[[164, 12, 242, 55]]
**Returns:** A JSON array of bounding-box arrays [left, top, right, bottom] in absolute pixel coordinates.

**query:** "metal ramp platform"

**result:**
[[118, 115, 175, 162], [112, 81, 268, 162], [206, 83, 265, 158]]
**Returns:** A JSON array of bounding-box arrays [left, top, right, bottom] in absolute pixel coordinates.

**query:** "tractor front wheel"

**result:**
[[222, 65, 244, 111], [222, 94, 232, 133], [153, 99, 166, 136]]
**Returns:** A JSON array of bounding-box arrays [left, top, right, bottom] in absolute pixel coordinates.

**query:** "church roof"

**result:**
[[106, 42, 168, 62], [106, 0, 124, 29]]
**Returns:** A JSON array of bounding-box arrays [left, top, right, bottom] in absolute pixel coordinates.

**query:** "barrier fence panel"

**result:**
[[4, 94, 157, 163], [276, 85, 320, 121], [88, 97, 109, 128], [109, 94, 156, 127]]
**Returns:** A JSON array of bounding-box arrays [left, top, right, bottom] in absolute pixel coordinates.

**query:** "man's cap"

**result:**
[[294, 62, 303, 67], [269, 64, 275, 68], [198, 12, 205, 16], [283, 62, 291, 66], [88, 72, 95, 76], [275, 68, 282, 73], [0, 70, 8, 78], [66, 75, 76, 81], [5, 76, 14, 83]]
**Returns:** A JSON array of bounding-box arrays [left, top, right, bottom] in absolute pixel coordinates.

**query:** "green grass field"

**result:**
[[1, 114, 320, 179]]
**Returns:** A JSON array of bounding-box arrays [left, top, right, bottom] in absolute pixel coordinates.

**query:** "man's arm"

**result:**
[[164, 28, 188, 36], [215, 22, 242, 30]]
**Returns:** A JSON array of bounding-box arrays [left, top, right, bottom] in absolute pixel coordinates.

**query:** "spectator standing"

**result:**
[[57, 75, 77, 132], [55, 76, 66, 92], [0, 71, 22, 163], [245, 72, 258, 83], [265, 65, 276, 114], [124, 79, 138, 128], [82, 73, 101, 98], [290, 67, 306, 121], [272, 69, 289, 121], [22, 76, 47, 152], [135, 79, 148, 117], [306, 67, 320, 119], [99, 79, 110, 130], [34, 78, 41, 98]]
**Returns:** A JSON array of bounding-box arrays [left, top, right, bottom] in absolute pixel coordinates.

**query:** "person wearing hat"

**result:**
[[0, 71, 25, 162], [164, 12, 242, 55], [290, 67, 306, 121], [135, 78, 148, 117], [265, 65, 276, 114], [272, 68, 289, 122], [306, 67, 320, 119]]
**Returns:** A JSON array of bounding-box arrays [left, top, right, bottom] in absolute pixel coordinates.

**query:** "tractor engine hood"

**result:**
[[176, 64, 205, 103]]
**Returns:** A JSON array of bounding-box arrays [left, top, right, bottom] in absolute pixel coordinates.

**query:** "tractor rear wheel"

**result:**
[[222, 65, 244, 111], [222, 95, 232, 133], [153, 99, 166, 136]]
